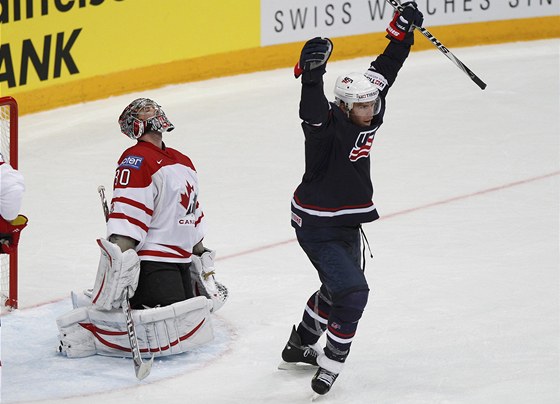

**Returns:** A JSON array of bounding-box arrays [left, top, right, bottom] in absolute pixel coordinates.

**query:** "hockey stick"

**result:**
[[98, 185, 110, 222], [97, 185, 154, 380], [123, 286, 154, 380], [385, 0, 487, 90]]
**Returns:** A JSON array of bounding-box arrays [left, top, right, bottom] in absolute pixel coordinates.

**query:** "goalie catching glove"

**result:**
[[190, 249, 228, 312], [0, 215, 28, 254]]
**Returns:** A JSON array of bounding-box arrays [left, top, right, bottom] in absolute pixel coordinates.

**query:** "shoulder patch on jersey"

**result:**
[[364, 70, 388, 92], [119, 155, 144, 170]]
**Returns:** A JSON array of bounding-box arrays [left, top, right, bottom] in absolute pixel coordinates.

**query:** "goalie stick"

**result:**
[[123, 286, 153, 380], [98, 185, 110, 222], [385, 0, 487, 90], [97, 185, 154, 380]]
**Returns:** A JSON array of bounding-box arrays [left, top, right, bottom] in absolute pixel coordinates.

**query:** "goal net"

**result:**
[[0, 96, 19, 310]]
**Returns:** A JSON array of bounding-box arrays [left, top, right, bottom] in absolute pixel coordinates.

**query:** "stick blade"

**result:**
[[135, 354, 154, 380]]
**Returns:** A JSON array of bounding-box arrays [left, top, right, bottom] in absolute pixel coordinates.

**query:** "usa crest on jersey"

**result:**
[[349, 128, 378, 162]]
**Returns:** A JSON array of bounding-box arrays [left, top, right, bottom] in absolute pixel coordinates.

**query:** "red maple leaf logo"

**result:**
[[180, 181, 195, 212]]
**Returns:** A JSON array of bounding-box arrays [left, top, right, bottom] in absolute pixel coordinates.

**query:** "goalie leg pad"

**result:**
[[56, 296, 214, 359], [190, 250, 228, 312], [137, 296, 214, 356], [91, 238, 141, 310], [56, 307, 97, 358]]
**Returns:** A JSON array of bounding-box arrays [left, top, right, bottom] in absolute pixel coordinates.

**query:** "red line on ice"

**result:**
[[218, 171, 560, 261]]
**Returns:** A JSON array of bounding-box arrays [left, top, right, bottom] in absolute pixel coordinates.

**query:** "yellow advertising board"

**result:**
[[0, 0, 260, 113]]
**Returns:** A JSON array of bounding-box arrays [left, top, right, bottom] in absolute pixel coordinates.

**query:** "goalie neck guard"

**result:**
[[334, 73, 381, 116], [119, 98, 175, 140]]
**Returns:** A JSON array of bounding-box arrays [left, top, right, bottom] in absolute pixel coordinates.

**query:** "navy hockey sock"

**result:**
[[325, 289, 369, 362], [298, 289, 331, 346]]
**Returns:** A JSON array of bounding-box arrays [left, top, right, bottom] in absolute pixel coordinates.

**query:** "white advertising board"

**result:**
[[261, 0, 559, 45]]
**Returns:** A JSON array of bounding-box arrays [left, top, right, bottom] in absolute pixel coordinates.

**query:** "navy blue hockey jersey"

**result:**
[[291, 35, 414, 228]]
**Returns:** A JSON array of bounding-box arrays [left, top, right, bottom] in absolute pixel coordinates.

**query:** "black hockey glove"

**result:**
[[294, 37, 333, 79], [386, 1, 424, 42]]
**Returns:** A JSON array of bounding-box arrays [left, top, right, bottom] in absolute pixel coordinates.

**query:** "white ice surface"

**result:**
[[1, 39, 559, 404]]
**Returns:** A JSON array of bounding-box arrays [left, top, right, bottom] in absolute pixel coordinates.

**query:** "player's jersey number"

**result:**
[[115, 168, 131, 187]]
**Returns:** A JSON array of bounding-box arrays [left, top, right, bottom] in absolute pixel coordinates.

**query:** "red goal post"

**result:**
[[0, 96, 19, 310]]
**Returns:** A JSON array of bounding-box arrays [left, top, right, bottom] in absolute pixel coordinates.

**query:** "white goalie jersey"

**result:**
[[107, 141, 205, 263]]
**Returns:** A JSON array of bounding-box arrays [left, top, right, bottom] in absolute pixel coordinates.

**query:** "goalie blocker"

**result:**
[[91, 238, 141, 311]]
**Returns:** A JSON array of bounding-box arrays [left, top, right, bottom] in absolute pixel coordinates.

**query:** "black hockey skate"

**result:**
[[278, 325, 319, 370], [311, 367, 339, 395]]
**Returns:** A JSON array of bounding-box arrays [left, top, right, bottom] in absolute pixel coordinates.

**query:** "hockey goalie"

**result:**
[[56, 98, 228, 361]]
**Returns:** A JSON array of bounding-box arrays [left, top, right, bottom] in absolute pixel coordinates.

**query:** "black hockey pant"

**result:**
[[295, 225, 370, 363]]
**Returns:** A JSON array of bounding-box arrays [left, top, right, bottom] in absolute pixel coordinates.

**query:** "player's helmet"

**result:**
[[118, 98, 175, 139], [334, 72, 381, 115]]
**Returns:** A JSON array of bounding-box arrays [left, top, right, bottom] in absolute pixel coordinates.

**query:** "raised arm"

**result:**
[[295, 37, 333, 126], [369, 1, 424, 95]]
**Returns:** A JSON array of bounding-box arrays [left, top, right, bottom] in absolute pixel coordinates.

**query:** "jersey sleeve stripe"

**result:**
[[112, 196, 154, 216], [108, 212, 149, 232]]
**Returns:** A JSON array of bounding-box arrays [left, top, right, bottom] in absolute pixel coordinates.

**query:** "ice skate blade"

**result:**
[[311, 392, 321, 401], [277, 361, 318, 371]]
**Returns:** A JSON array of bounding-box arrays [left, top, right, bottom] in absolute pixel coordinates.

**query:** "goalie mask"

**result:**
[[118, 98, 175, 140], [334, 73, 381, 116]]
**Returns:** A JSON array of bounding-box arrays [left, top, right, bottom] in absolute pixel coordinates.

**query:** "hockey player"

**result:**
[[281, 2, 424, 395], [0, 152, 27, 255], [57, 98, 226, 360], [102, 97, 214, 309]]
